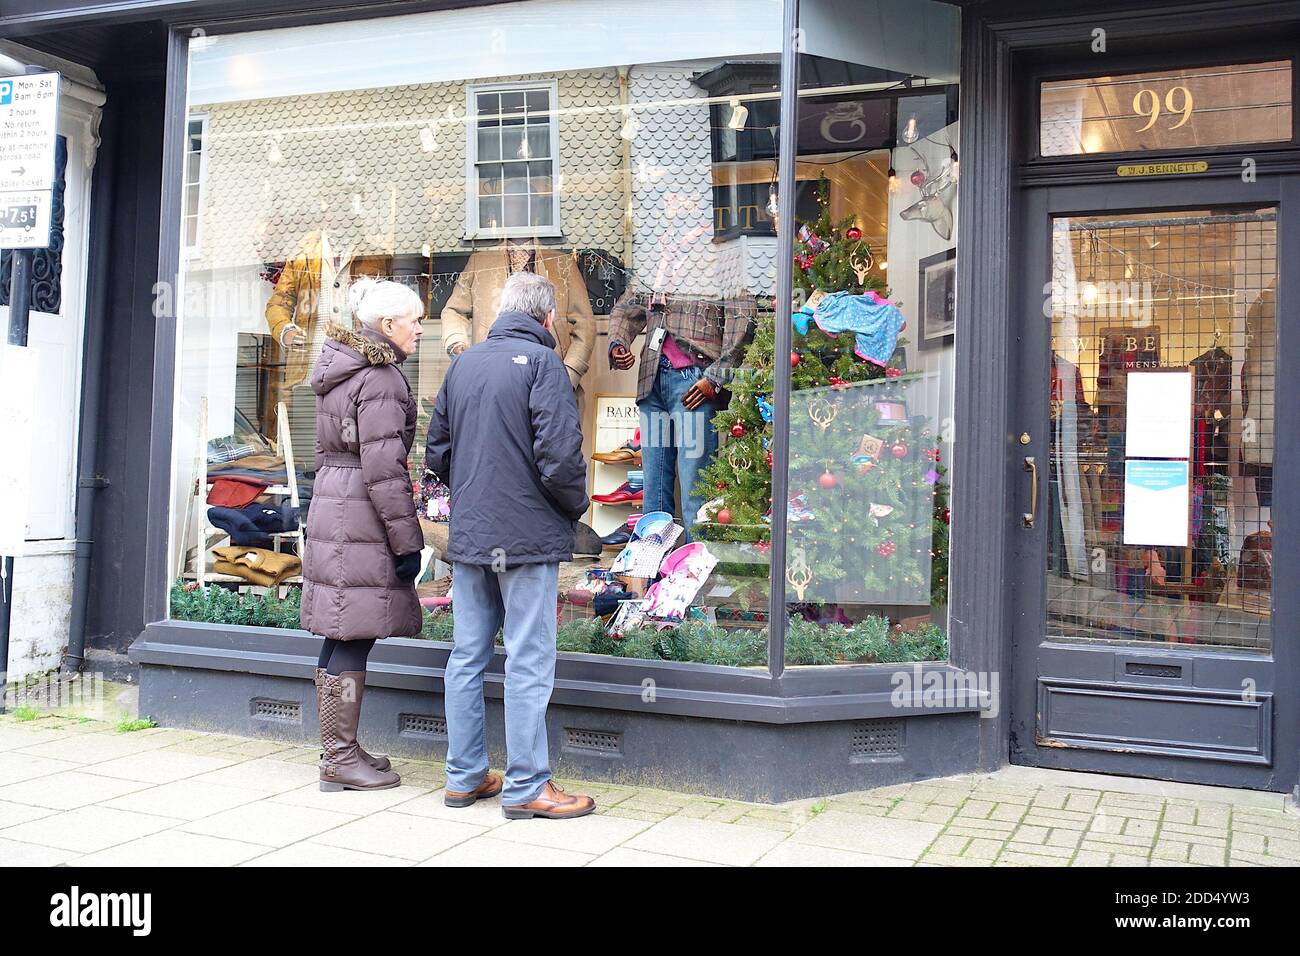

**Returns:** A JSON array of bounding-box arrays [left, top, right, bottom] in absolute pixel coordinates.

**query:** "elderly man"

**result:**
[[425, 271, 595, 820]]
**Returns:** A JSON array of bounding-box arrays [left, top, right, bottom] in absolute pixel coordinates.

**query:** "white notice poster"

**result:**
[[1125, 370, 1192, 459], [0, 345, 38, 557], [1123, 460, 1190, 547]]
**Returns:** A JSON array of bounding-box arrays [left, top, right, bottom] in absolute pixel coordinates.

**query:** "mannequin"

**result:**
[[607, 283, 756, 537], [263, 194, 386, 445], [1242, 282, 1276, 505], [441, 237, 596, 391]]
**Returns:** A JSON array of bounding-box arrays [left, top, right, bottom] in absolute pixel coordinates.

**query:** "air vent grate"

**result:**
[[400, 714, 448, 739], [250, 698, 301, 723], [564, 727, 623, 756], [851, 719, 904, 760]]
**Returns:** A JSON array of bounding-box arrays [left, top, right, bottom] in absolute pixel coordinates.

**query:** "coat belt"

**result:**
[[321, 452, 363, 468]]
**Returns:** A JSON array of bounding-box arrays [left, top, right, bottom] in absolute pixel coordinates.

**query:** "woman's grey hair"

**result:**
[[348, 277, 424, 329], [499, 271, 557, 321]]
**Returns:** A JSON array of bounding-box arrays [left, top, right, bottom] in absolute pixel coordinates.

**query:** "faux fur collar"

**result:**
[[326, 323, 401, 366]]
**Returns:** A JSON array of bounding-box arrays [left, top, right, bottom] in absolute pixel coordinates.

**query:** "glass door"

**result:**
[[1010, 176, 1297, 790]]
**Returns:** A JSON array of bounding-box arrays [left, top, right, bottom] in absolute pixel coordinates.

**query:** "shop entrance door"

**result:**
[[1009, 174, 1298, 790]]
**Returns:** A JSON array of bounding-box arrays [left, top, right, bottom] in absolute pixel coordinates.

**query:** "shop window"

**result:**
[[467, 82, 560, 238], [183, 114, 207, 255], [757, 0, 958, 666], [168, 0, 787, 669]]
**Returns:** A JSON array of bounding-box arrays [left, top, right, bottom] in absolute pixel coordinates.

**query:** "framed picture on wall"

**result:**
[[917, 248, 956, 350]]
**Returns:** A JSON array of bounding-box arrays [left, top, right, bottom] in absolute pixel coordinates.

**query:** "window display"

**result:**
[[169, 0, 793, 666], [167, 0, 965, 669], [687, 0, 961, 665]]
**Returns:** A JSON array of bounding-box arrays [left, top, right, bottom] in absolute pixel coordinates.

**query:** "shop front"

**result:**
[[1, 0, 1294, 803]]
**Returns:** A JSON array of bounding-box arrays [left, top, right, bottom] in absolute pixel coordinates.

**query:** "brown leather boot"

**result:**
[[315, 669, 391, 771], [502, 781, 595, 820], [319, 670, 401, 792], [444, 771, 503, 808]]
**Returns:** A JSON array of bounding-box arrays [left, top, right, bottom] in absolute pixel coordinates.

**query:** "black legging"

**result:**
[[316, 638, 377, 676]]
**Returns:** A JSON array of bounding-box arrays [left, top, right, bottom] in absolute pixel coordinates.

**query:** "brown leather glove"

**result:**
[[682, 377, 716, 410], [610, 344, 636, 370]]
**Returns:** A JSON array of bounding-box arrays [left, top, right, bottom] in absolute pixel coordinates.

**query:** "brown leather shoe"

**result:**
[[444, 771, 503, 808], [502, 781, 596, 820]]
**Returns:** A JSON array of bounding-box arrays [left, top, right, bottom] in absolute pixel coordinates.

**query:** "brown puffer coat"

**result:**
[[300, 323, 424, 640]]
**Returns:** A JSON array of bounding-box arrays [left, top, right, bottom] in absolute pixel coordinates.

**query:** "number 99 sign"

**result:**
[[1133, 85, 1194, 132]]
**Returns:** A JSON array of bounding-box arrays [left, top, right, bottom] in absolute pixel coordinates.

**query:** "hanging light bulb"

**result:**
[[419, 122, 437, 153], [267, 135, 284, 166], [727, 97, 749, 131], [902, 114, 919, 144], [879, 259, 888, 270], [887, 166, 899, 193]]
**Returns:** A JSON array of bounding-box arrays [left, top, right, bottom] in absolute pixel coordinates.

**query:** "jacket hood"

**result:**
[[312, 324, 405, 395], [487, 310, 557, 350]]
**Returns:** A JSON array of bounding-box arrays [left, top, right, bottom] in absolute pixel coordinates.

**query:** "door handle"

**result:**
[[1022, 456, 1037, 529]]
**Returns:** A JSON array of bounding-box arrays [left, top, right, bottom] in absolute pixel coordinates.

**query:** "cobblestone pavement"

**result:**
[[1, 710, 1296, 867]]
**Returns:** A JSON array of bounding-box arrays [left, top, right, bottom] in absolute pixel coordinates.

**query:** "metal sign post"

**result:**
[[0, 66, 60, 714]]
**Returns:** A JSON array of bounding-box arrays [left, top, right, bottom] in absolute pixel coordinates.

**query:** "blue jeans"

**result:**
[[445, 561, 558, 805], [639, 362, 719, 539]]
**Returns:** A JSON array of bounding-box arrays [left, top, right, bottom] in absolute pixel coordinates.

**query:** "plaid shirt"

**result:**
[[607, 289, 757, 402]]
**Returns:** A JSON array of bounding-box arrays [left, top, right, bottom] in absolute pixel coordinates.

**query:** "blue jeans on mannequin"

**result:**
[[639, 362, 719, 539], [444, 561, 558, 805]]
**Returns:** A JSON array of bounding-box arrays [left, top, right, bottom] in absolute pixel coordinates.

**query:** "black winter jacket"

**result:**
[[425, 310, 588, 566]]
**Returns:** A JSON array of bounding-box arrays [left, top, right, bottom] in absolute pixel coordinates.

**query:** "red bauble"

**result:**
[[885, 366, 902, 379], [819, 469, 838, 489], [716, 508, 732, 525], [910, 169, 927, 186], [766, 451, 773, 470], [790, 351, 801, 367], [876, 541, 897, 557], [942, 508, 951, 525], [890, 441, 908, 459], [730, 422, 746, 438], [715, 481, 728, 490], [845, 226, 862, 241]]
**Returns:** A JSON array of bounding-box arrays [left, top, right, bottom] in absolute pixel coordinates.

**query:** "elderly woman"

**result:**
[[302, 277, 425, 792]]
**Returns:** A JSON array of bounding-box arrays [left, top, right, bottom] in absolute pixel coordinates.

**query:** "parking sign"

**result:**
[[0, 71, 60, 249]]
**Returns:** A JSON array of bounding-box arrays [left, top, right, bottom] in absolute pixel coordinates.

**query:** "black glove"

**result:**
[[394, 552, 422, 583]]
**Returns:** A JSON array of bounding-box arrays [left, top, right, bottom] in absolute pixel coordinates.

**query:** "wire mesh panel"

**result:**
[[1045, 209, 1275, 650]]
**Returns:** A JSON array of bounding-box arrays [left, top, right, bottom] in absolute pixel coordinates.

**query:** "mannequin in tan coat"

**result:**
[[442, 242, 595, 388]]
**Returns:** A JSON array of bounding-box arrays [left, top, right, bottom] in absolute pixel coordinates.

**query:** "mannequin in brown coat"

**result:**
[[442, 242, 595, 388]]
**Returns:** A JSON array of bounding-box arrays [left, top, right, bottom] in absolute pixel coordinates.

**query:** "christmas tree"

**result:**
[[693, 176, 949, 609]]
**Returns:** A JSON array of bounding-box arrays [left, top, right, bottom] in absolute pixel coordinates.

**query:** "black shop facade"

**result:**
[[1, 0, 1295, 802]]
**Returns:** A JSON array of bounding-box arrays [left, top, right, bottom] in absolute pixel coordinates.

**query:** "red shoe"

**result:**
[[592, 482, 643, 504]]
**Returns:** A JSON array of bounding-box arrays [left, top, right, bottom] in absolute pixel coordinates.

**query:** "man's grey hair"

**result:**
[[499, 271, 557, 321]]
